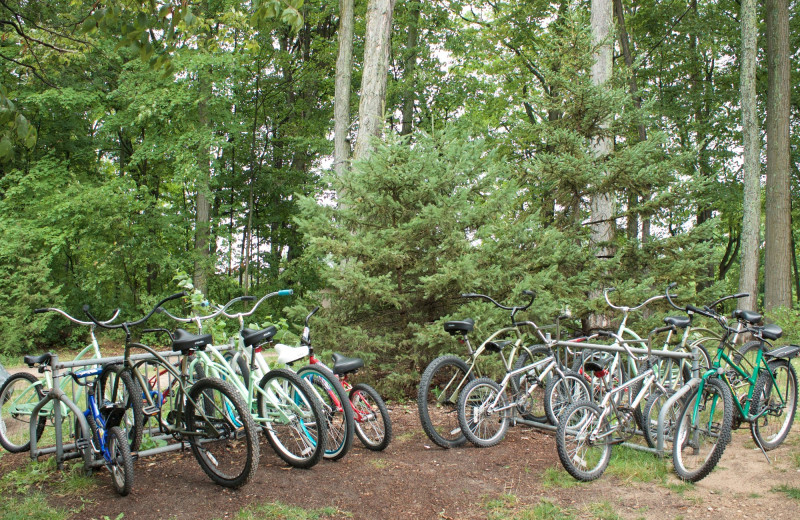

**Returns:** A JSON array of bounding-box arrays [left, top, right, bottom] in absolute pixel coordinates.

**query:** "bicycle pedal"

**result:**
[[142, 405, 160, 417], [75, 438, 90, 450]]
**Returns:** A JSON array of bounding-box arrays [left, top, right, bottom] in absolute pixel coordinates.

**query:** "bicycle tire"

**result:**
[[0, 372, 46, 453], [544, 370, 591, 426], [98, 364, 144, 451], [555, 400, 612, 482], [641, 388, 683, 449], [257, 368, 326, 469], [186, 377, 259, 488], [750, 359, 798, 451], [417, 355, 475, 449], [350, 383, 392, 451], [107, 426, 134, 496], [672, 377, 733, 482], [511, 345, 551, 423], [223, 351, 251, 385], [296, 364, 355, 460], [457, 377, 509, 448]]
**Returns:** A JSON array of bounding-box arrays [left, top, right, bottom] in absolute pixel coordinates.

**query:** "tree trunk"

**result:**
[[193, 67, 212, 296], [400, 3, 420, 136], [334, 0, 354, 177], [737, 0, 761, 312], [589, 0, 615, 260], [764, 0, 792, 310], [587, 0, 615, 331], [353, 0, 396, 160]]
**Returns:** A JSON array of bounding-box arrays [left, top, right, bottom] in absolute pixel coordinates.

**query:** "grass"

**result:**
[[772, 484, 800, 501], [368, 457, 388, 469], [217, 501, 348, 520], [586, 501, 623, 520], [485, 495, 575, 520], [0, 457, 88, 520], [605, 446, 669, 484], [541, 467, 582, 488]]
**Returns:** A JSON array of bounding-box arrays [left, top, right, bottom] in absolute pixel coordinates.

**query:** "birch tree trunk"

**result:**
[[737, 0, 761, 312], [334, 0, 354, 177], [353, 0, 396, 160], [764, 0, 792, 310]]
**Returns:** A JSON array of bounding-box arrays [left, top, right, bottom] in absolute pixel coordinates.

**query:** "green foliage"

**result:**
[[223, 501, 346, 520]]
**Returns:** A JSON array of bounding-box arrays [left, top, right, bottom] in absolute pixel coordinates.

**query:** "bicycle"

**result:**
[[157, 291, 329, 468], [666, 286, 798, 481], [68, 366, 135, 496], [555, 323, 688, 481], [417, 291, 555, 449], [84, 292, 260, 488], [274, 306, 392, 451], [0, 307, 138, 453], [451, 292, 591, 447]]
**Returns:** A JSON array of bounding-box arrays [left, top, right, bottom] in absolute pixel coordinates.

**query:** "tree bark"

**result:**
[[400, 3, 420, 136], [334, 0, 354, 177], [589, 0, 615, 260], [737, 0, 761, 312], [764, 0, 792, 310], [193, 66, 212, 296], [353, 0, 396, 160]]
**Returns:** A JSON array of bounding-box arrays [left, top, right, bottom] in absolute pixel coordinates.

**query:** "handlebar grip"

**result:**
[[242, 296, 256, 301], [668, 282, 677, 289], [34, 308, 48, 314], [686, 304, 704, 314], [461, 293, 479, 298], [278, 289, 293, 296], [597, 330, 615, 337], [733, 293, 749, 299], [522, 289, 536, 297], [604, 287, 616, 293]]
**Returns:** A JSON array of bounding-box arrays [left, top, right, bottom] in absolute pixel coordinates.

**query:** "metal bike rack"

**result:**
[[510, 338, 697, 457], [27, 345, 234, 471]]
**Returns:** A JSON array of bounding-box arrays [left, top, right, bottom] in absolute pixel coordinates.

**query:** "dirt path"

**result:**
[[1, 404, 799, 519]]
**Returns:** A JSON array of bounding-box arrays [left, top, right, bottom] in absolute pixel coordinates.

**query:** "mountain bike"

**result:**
[[555, 323, 688, 481], [84, 293, 260, 488], [158, 291, 329, 468], [0, 307, 139, 453], [666, 287, 798, 481], [274, 306, 392, 451]]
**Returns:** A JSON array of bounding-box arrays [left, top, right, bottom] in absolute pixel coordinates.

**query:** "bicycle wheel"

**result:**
[[185, 377, 259, 488], [642, 388, 683, 449], [750, 359, 798, 451], [672, 377, 733, 482], [417, 355, 475, 449], [0, 372, 46, 453], [296, 364, 354, 461], [511, 345, 551, 422], [544, 370, 591, 425], [457, 377, 508, 448], [257, 368, 326, 469], [556, 400, 611, 482], [350, 383, 392, 451], [107, 426, 134, 496], [98, 364, 144, 451]]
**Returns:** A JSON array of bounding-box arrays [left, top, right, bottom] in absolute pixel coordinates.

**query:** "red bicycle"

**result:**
[[276, 307, 392, 451]]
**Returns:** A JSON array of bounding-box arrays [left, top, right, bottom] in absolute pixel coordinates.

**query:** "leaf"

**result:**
[[0, 137, 12, 160]]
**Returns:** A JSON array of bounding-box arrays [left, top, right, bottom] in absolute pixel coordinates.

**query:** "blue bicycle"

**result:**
[[69, 367, 135, 496]]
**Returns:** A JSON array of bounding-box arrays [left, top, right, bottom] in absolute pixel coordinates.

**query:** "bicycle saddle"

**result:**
[[241, 326, 277, 348], [582, 352, 612, 374], [443, 318, 474, 335], [732, 309, 762, 324], [663, 316, 691, 329], [758, 324, 782, 341], [24, 352, 53, 367], [172, 329, 212, 352], [331, 353, 364, 375]]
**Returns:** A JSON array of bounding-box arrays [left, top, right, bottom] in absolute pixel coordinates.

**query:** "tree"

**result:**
[[334, 0, 355, 177], [737, 0, 761, 312], [764, 0, 792, 310], [352, 0, 396, 160]]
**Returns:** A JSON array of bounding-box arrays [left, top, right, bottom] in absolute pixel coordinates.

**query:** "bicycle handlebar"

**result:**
[[35, 307, 121, 327], [603, 287, 667, 312], [461, 290, 536, 314], [83, 292, 186, 330]]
